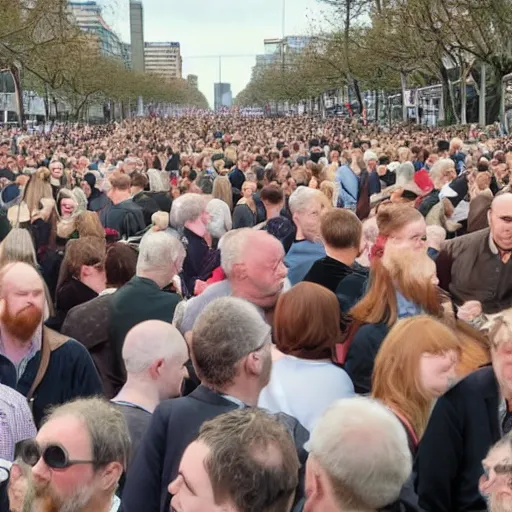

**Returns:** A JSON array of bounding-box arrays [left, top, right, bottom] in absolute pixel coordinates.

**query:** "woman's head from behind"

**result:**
[[104, 242, 138, 289], [0, 228, 37, 267], [274, 282, 340, 360], [372, 315, 460, 437]]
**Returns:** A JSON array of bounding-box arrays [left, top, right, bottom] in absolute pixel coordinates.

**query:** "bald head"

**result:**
[[122, 320, 188, 375], [0, 262, 42, 295], [491, 193, 512, 214], [489, 193, 512, 251]]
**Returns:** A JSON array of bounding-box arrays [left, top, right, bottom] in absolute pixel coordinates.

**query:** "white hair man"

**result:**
[[298, 397, 412, 512], [109, 230, 186, 381], [112, 320, 189, 461], [284, 187, 327, 285], [175, 228, 288, 335], [170, 193, 220, 298]]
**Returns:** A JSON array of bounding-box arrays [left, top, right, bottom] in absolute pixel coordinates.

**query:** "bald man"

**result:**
[[437, 192, 512, 314], [112, 320, 188, 462], [0, 262, 102, 426]]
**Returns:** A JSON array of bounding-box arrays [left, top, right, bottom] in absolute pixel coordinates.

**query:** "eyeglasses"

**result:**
[[19, 439, 95, 470]]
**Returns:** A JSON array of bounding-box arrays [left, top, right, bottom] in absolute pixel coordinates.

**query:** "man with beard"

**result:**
[[0, 263, 103, 427], [15, 397, 129, 512], [437, 193, 512, 314], [122, 297, 308, 512]]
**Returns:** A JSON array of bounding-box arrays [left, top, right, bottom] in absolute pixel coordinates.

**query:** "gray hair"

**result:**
[[219, 228, 252, 276], [44, 398, 131, 471], [170, 193, 207, 228], [136, 230, 186, 274], [0, 228, 37, 267], [288, 187, 323, 215], [430, 158, 455, 184], [192, 297, 270, 388], [307, 397, 412, 510], [122, 320, 187, 374], [147, 168, 170, 192]]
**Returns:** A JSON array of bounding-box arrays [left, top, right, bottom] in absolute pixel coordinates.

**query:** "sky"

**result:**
[[100, 0, 323, 107]]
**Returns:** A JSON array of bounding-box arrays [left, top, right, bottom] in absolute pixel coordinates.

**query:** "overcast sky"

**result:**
[[100, 0, 323, 107]]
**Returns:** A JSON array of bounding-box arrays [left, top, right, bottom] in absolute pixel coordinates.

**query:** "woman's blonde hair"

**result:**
[[24, 167, 53, 215], [0, 228, 37, 267], [350, 247, 441, 326], [372, 316, 461, 438], [212, 176, 233, 210]]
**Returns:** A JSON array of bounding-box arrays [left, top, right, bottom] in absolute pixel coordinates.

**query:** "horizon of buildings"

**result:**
[[214, 83, 233, 110]]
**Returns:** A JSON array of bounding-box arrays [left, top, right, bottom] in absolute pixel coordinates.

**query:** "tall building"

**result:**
[[129, 0, 145, 72], [68, 1, 129, 65], [144, 42, 182, 80], [187, 74, 198, 89], [214, 83, 232, 110]]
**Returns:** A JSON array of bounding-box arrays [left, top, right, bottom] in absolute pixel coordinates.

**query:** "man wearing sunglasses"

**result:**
[[14, 397, 130, 512], [0, 262, 103, 427]]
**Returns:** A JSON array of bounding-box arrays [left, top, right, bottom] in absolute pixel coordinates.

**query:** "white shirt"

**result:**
[[258, 355, 355, 433]]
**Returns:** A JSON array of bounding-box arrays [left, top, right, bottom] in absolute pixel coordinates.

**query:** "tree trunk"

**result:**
[[52, 96, 59, 120], [479, 62, 486, 126], [10, 66, 24, 128], [461, 74, 468, 125], [440, 64, 459, 125], [400, 71, 408, 123], [352, 77, 363, 114], [374, 90, 380, 123]]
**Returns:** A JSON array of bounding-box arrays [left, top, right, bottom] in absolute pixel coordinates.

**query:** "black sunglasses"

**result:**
[[20, 439, 95, 470]]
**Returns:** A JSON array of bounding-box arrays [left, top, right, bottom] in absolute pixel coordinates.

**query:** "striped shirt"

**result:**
[[0, 384, 37, 461]]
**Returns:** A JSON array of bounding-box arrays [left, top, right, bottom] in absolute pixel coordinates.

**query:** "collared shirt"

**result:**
[[0, 384, 37, 461], [0, 324, 42, 383], [99, 288, 117, 297], [489, 233, 512, 264]]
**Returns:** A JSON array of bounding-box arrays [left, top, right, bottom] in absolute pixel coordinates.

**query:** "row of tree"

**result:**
[[0, 0, 209, 122], [235, 0, 512, 125]]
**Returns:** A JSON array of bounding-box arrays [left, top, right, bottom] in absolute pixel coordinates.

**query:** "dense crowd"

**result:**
[[0, 114, 512, 511]]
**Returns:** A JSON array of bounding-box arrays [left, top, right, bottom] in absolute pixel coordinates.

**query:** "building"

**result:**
[[129, 0, 145, 72], [214, 83, 232, 110], [68, 1, 129, 65], [187, 74, 198, 89], [144, 42, 182, 80]]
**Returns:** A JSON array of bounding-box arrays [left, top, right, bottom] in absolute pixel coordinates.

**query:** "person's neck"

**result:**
[[112, 191, 131, 205], [80, 493, 115, 512], [80, 276, 105, 295], [184, 219, 206, 238], [295, 225, 305, 240], [214, 380, 261, 407], [132, 187, 143, 196], [136, 271, 168, 289], [0, 325, 34, 364], [265, 205, 281, 219], [230, 280, 278, 310], [325, 246, 357, 267], [113, 377, 160, 413]]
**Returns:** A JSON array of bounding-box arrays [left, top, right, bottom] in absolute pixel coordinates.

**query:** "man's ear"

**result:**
[[98, 461, 124, 492]]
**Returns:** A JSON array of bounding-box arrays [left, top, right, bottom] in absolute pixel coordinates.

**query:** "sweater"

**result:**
[[285, 240, 326, 286]]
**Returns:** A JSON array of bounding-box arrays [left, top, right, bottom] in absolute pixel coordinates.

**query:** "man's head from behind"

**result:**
[[321, 208, 362, 262], [20, 398, 130, 512], [289, 187, 325, 242], [480, 434, 512, 512], [191, 297, 272, 402], [107, 172, 131, 205], [169, 408, 299, 512], [488, 193, 512, 252], [136, 230, 186, 289], [0, 262, 46, 342], [221, 229, 287, 309], [123, 320, 189, 400], [304, 397, 412, 512]]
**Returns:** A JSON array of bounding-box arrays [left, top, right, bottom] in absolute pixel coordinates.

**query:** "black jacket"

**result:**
[[0, 327, 103, 427], [304, 256, 354, 293], [132, 191, 159, 227], [148, 191, 172, 213], [414, 366, 501, 511], [88, 190, 110, 213], [99, 199, 145, 239], [121, 385, 309, 512], [417, 190, 440, 217], [109, 277, 181, 380]]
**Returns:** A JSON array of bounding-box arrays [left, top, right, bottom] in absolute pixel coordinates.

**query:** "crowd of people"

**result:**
[[0, 114, 512, 511]]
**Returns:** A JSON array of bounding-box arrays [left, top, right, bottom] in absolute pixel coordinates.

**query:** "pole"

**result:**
[[282, 0, 286, 39], [479, 62, 486, 126]]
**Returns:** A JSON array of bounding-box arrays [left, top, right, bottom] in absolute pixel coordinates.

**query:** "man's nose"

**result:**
[[31, 457, 51, 486]]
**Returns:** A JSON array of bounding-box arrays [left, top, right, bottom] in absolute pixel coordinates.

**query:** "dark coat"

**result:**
[[232, 203, 256, 229], [414, 366, 501, 512], [147, 191, 172, 213], [109, 277, 181, 380], [132, 191, 159, 227], [99, 199, 145, 239], [228, 167, 245, 191], [304, 256, 354, 293], [418, 189, 440, 217], [121, 385, 309, 512], [61, 293, 123, 399], [335, 268, 369, 313], [0, 327, 103, 427], [88, 190, 110, 213], [344, 322, 389, 394]]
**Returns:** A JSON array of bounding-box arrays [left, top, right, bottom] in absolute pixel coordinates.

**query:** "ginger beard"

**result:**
[[1, 303, 43, 340]]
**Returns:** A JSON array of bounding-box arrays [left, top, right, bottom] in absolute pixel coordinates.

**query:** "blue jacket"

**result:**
[[0, 327, 103, 427], [284, 240, 326, 285]]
